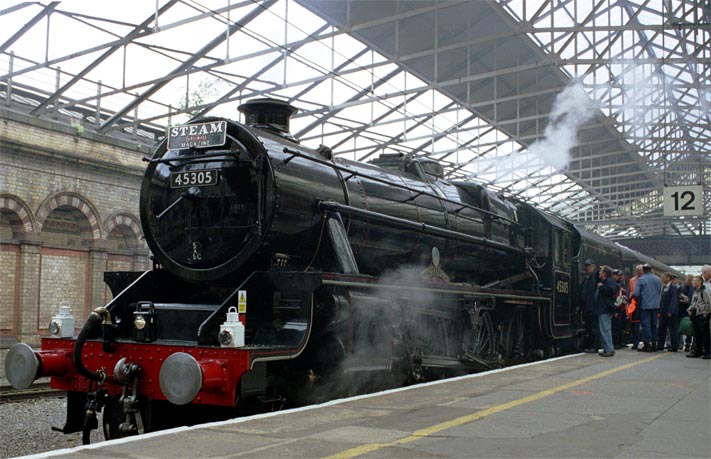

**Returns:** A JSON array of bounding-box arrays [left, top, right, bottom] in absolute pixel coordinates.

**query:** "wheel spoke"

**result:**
[[472, 311, 496, 358]]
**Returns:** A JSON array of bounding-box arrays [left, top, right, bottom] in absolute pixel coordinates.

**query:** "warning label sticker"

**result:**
[[238, 290, 247, 314]]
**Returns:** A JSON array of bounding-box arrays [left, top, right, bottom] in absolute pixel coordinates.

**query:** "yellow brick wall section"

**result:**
[[0, 118, 147, 170], [0, 250, 17, 330], [39, 253, 87, 329]]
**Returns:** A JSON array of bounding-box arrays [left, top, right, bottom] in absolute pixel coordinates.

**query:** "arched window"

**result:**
[[0, 209, 23, 334], [39, 205, 94, 249], [1, 209, 24, 244], [107, 224, 139, 253], [0, 195, 32, 335], [36, 194, 100, 329], [104, 214, 145, 302]]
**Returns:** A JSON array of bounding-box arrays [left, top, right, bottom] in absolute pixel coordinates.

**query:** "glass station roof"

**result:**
[[0, 0, 708, 238]]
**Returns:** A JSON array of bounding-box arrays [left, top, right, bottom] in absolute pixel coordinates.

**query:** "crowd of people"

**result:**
[[579, 262, 711, 358]]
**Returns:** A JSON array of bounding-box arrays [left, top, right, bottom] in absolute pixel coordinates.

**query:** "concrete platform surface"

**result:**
[[20, 350, 711, 459]]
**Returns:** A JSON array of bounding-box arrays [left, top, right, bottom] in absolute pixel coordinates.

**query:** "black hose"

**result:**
[[82, 415, 93, 445], [73, 309, 108, 384]]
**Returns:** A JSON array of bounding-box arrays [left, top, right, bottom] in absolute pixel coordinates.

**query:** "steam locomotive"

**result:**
[[5, 98, 678, 441]]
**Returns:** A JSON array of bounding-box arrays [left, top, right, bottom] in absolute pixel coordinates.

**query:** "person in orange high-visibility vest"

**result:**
[[627, 265, 644, 349]]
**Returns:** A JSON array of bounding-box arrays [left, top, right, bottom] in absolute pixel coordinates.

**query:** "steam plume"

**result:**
[[527, 81, 597, 170], [314, 265, 436, 399]]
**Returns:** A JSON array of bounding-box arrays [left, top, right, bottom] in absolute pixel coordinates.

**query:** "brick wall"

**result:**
[[0, 107, 152, 348], [0, 246, 19, 332], [39, 248, 89, 330]]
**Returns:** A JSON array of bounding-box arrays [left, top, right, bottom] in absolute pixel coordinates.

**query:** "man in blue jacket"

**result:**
[[656, 272, 679, 352], [632, 264, 662, 352]]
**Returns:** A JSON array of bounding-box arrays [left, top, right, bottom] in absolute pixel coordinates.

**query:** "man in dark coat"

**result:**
[[656, 272, 679, 352], [579, 259, 600, 352], [596, 266, 617, 357]]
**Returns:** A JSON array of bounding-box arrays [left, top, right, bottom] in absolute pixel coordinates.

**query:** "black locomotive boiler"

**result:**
[[5, 98, 680, 441]]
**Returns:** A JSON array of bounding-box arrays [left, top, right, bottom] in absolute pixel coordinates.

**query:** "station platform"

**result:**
[[24, 349, 710, 459]]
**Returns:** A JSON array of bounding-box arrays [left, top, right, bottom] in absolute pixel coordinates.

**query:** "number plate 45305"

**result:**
[[170, 170, 219, 188]]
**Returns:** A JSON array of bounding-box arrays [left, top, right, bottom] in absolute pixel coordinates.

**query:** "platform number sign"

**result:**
[[663, 185, 704, 217]]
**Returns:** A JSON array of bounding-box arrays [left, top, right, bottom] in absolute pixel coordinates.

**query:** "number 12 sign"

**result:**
[[663, 185, 705, 216]]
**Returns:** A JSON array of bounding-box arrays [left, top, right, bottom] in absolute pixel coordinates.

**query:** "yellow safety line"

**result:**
[[324, 353, 668, 459]]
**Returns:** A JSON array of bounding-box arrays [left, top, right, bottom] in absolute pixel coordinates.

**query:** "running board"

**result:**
[[421, 355, 482, 370]]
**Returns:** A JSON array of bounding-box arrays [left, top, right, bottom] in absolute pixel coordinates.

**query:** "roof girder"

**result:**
[[99, 0, 278, 133]]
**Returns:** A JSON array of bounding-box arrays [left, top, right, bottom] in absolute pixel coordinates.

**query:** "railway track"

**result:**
[[0, 383, 66, 403]]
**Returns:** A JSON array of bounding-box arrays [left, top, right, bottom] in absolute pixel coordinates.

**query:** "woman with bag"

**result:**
[[678, 274, 694, 352], [612, 270, 628, 348], [686, 275, 711, 359]]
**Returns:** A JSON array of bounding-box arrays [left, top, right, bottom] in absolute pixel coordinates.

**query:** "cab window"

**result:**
[[554, 230, 571, 268]]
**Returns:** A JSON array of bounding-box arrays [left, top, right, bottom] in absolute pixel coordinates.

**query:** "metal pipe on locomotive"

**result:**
[[4, 98, 679, 441]]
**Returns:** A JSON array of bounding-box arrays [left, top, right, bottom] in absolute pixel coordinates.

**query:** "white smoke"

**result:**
[[311, 264, 436, 400], [527, 81, 597, 170]]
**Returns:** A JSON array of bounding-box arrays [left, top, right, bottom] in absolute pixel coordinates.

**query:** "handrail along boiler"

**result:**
[[4, 98, 681, 440]]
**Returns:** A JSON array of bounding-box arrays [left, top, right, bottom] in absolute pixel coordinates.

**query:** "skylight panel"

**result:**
[[0, 0, 707, 232]]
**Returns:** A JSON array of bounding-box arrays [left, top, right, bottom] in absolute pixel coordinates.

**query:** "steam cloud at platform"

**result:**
[[527, 81, 597, 170]]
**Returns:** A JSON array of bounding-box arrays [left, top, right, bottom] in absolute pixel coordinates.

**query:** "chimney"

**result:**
[[238, 98, 299, 141]]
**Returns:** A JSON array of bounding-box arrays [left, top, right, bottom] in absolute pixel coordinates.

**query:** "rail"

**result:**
[[0, 383, 65, 403]]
